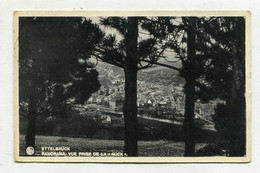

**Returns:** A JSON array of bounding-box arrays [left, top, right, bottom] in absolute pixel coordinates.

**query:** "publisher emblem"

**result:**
[[26, 146, 35, 156]]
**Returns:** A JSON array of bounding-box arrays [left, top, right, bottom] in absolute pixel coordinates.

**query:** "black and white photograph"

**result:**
[[14, 11, 250, 162]]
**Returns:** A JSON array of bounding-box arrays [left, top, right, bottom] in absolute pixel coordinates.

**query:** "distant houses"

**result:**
[[108, 100, 116, 110], [85, 69, 220, 125]]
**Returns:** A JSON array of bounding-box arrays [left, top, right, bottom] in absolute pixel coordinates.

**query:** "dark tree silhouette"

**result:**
[[146, 17, 245, 156], [19, 17, 102, 152], [91, 17, 170, 156], [169, 17, 246, 156], [159, 17, 210, 156], [196, 17, 246, 156], [123, 17, 139, 156], [182, 17, 197, 156]]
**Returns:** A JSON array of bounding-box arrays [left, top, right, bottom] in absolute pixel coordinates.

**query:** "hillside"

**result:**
[[96, 61, 185, 87]]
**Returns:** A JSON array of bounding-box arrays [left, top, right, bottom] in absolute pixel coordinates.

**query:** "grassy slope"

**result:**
[[19, 135, 207, 157], [19, 114, 218, 157]]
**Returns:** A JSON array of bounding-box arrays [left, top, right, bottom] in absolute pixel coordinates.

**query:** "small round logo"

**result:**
[[26, 146, 35, 156]]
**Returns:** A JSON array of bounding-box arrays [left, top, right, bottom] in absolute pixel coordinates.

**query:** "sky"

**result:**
[[87, 16, 182, 69]]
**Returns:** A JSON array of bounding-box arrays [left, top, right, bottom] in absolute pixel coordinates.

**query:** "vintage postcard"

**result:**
[[13, 11, 251, 163]]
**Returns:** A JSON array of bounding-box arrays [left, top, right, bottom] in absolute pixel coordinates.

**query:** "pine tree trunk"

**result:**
[[229, 18, 246, 156], [183, 77, 196, 156], [123, 69, 138, 156], [123, 17, 138, 156], [25, 98, 37, 153], [183, 17, 196, 156], [229, 58, 246, 156]]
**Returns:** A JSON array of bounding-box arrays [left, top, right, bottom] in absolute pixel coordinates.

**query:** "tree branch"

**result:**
[[91, 52, 124, 68], [140, 59, 181, 72]]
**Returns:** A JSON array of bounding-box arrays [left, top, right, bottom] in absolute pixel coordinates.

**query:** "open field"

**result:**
[[19, 135, 207, 157]]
